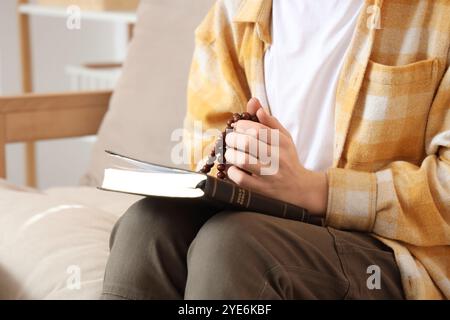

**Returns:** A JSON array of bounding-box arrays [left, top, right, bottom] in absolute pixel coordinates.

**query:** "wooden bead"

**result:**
[[202, 166, 212, 173], [217, 171, 226, 180], [217, 164, 226, 172], [251, 115, 259, 122], [233, 113, 241, 122], [242, 112, 251, 120], [227, 119, 234, 126], [210, 149, 216, 157]]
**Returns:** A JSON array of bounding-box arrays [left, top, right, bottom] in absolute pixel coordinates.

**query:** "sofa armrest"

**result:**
[[0, 90, 112, 178]]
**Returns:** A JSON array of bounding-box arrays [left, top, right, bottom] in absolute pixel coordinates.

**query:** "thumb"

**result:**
[[256, 106, 290, 136], [247, 97, 263, 115]]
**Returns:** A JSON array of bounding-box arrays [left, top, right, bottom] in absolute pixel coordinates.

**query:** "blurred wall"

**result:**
[[0, 0, 128, 189]]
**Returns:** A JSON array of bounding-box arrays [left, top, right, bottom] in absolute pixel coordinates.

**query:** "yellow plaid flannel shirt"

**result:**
[[184, 0, 450, 299]]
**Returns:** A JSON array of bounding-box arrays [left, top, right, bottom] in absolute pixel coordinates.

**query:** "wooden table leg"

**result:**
[[0, 116, 6, 179], [128, 23, 134, 42], [18, 0, 37, 187], [25, 142, 37, 187]]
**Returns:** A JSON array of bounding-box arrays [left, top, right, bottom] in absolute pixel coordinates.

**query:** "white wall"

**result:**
[[0, 0, 128, 189]]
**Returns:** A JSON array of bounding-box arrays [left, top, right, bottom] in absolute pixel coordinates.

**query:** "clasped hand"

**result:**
[[225, 98, 328, 216]]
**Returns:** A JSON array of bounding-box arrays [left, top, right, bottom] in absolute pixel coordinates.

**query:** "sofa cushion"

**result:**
[[81, 0, 214, 186], [0, 185, 140, 300]]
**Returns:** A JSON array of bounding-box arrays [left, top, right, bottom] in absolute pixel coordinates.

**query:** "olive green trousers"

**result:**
[[102, 197, 404, 300]]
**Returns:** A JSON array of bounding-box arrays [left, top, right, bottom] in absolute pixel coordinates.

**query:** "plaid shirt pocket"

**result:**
[[344, 58, 441, 172]]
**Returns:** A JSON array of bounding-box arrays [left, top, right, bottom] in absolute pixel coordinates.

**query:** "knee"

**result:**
[[187, 211, 262, 273], [185, 212, 266, 298]]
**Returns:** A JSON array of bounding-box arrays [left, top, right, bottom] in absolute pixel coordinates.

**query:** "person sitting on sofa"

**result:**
[[101, 0, 449, 300]]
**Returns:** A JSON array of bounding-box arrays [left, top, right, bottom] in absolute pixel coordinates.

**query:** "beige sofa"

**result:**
[[0, 0, 213, 299]]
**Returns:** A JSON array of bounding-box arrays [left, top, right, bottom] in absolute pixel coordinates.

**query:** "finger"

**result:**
[[256, 107, 290, 137], [225, 148, 262, 175], [227, 166, 264, 191], [247, 97, 263, 116], [225, 132, 272, 159], [233, 120, 281, 146]]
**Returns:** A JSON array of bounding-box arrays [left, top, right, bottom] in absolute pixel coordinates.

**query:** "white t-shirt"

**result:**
[[264, 0, 364, 172]]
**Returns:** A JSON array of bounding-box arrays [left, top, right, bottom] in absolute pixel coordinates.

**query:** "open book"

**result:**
[[100, 151, 323, 225]]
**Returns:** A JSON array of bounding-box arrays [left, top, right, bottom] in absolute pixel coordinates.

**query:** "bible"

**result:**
[[100, 151, 323, 226]]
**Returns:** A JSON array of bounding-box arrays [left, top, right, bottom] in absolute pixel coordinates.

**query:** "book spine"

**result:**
[[203, 176, 323, 226]]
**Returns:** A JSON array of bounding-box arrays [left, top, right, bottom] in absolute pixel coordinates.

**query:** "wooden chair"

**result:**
[[0, 91, 111, 179]]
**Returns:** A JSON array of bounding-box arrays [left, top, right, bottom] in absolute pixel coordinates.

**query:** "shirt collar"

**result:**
[[233, 0, 273, 46], [233, 0, 382, 47]]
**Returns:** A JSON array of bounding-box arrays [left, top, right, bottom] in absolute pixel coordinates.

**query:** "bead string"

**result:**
[[200, 112, 259, 180]]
